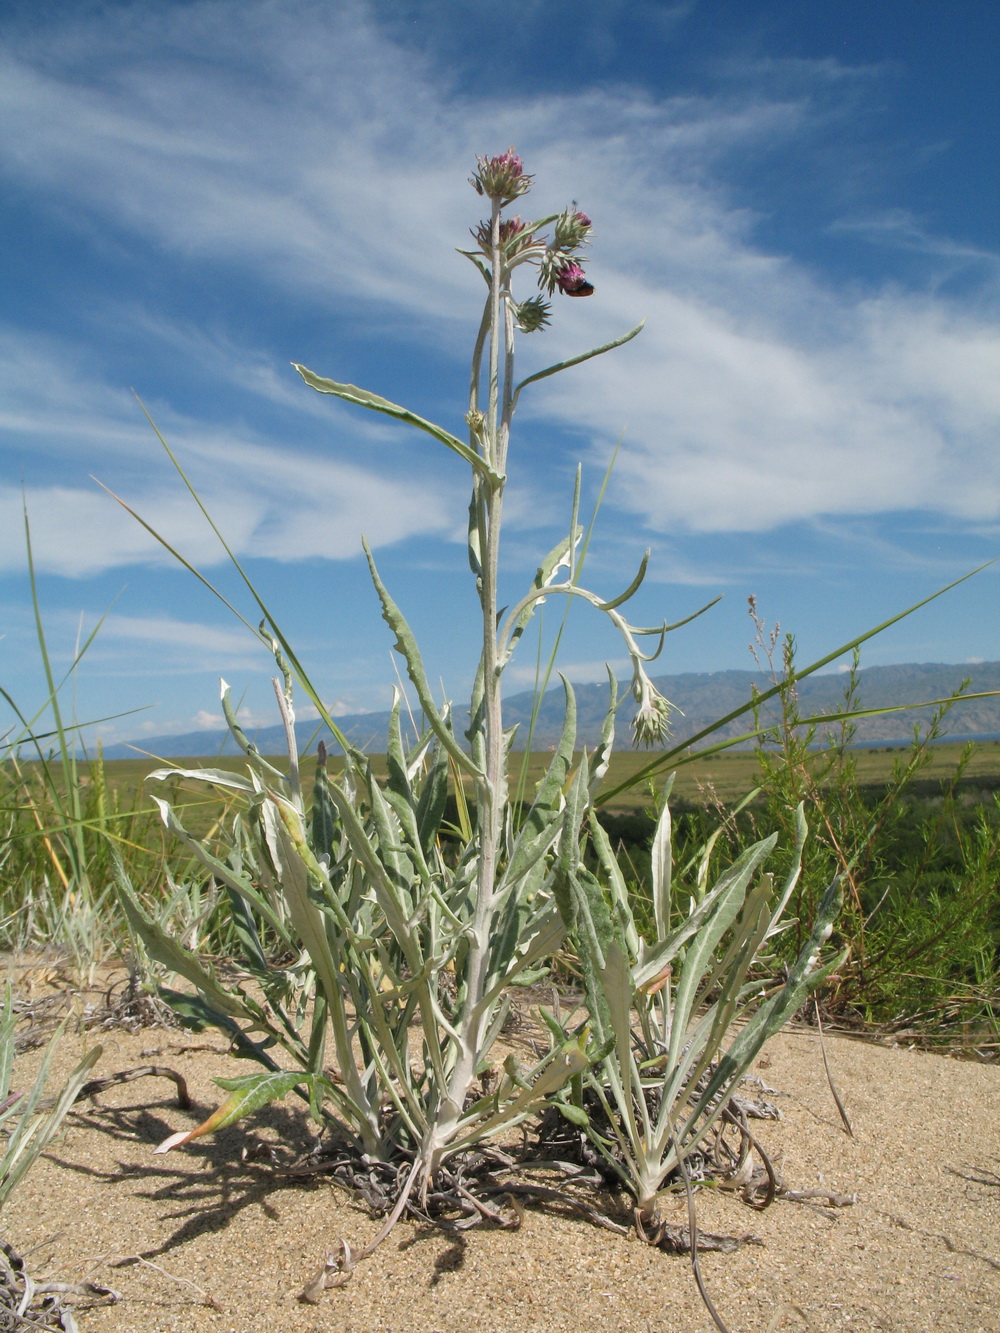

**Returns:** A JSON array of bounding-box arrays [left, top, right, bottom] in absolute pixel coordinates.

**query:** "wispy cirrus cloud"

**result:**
[[1, 0, 997, 562], [0, 454, 455, 575], [0, 323, 460, 576], [531, 273, 1000, 533]]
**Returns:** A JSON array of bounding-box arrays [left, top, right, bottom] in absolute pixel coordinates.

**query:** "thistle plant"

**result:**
[[116, 151, 842, 1281]]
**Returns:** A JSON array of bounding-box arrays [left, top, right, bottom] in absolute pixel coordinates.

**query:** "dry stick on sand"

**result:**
[[75, 1065, 191, 1110], [110, 1256, 221, 1311]]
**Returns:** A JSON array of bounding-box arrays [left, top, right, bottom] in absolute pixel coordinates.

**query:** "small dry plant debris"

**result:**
[[8, 971, 179, 1056], [0, 1238, 119, 1332]]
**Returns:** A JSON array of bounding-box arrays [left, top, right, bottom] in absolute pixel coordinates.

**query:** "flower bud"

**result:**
[[630, 672, 673, 748], [515, 295, 552, 333], [470, 148, 532, 203], [539, 254, 595, 297], [471, 215, 533, 258], [499, 216, 527, 243], [465, 409, 488, 449], [553, 205, 593, 251]]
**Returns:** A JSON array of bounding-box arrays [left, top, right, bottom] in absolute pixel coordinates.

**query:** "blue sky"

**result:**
[[2, 0, 998, 748]]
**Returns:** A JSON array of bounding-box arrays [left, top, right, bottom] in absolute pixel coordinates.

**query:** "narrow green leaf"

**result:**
[[552, 750, 589, 931], [665, 836, 776, 1067], [322, 780, 419, 956], [220, 681, 288, 785], [600, 941, 635, 1112], [0, 987, 16, 1102], [0, 1044, 103, 1207], [384, 692, 411, 805], [680, 881, 846, 1143], [224, 886, 271, 977], [364, 760, 417, 911], [447, 1041, 591, 1154], [510, 320, 646, 410], [294, 365, 500, 480], [585, 670, 619, 798], [587, 810, 640, 960], [596, 550, 650, 611], [501, 677, 576, 893], [766, 802, 809, 926], [556, 1101, 590, 1127], [633, 833, 776, 990], [501, 527, 583, 660], [113, 852, 256, 1024], [145, 795, 288, 939], [310, 744, 337, 860], [146, 764, 256, 796], [363, 540, 479, 778], [415, 740, 449, 858], [650, 793, 672, 942]]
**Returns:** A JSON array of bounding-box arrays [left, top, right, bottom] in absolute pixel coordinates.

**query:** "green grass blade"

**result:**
[[100, 401, 356, 756], [0, 1042, 103, 1208], [598, 559, 998, 803]]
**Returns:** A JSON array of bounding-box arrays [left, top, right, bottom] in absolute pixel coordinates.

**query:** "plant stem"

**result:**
[[424, 199, 510, 1174]]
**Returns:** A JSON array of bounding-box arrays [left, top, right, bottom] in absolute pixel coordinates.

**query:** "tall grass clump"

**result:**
[[1, 531, 235, 975], [741, 617, 1000, 1042], [0, 547, 140, 975], [596, 614, 1000, 1048], [116, 151, 845, 1288]]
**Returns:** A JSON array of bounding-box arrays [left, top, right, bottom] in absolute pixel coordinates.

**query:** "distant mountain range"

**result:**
[[100, 660, 1000, 760]]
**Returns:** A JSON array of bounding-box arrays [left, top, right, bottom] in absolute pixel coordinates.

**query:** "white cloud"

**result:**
[[0, 483, 221, 577], [103, 614, 253, 657], [0, 458, 453, 574], [0, 0, 996, 553], [503, 657, 630, 689], [0, 326, 460, 575], [530, 271, 1000, 532], [297, 698, 372, 720], [0, 4, 478, 323], [831, 210, 1000, 272]]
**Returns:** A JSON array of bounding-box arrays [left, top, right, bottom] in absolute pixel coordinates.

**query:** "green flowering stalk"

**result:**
[[376, 150, 652, 1177], [129, 149, 655, 1204], [121, 151, 843, 1291]]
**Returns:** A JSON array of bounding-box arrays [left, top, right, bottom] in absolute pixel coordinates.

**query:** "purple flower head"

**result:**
[[493, 147, 523, 177], [470, 147, 533, 202], [556, 262, 594, 297], [575, 211, 592, 229]]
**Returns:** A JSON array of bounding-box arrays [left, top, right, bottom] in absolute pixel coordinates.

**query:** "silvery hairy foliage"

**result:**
[[116, 151, 840, 1262], [0, 986, 103, 1211], [542, 790, 843, 1229]]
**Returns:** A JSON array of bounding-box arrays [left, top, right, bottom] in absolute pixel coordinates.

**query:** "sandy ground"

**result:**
[[4, 1011, 999, 1333]]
